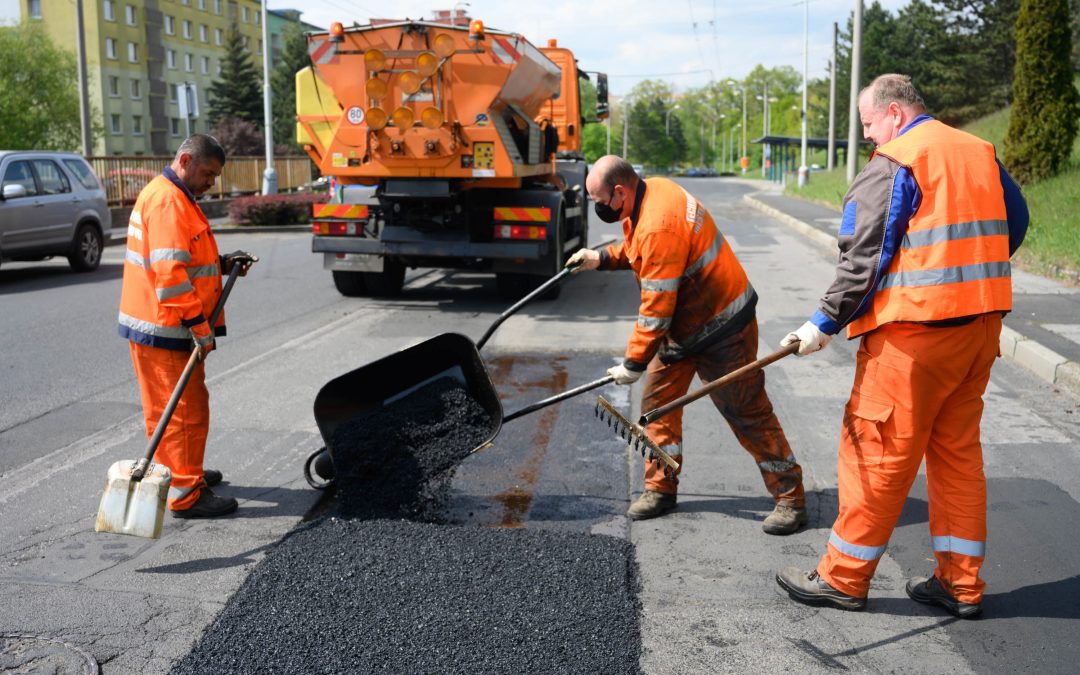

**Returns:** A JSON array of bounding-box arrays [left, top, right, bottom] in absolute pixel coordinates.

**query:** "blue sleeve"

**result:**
[[998, 160, 1028, 256]]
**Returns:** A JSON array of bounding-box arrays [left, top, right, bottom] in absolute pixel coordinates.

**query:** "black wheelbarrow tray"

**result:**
[[304, 265, 616, 488]]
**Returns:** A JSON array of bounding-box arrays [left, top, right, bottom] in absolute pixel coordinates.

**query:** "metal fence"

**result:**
[[87, 156, 315, 206]]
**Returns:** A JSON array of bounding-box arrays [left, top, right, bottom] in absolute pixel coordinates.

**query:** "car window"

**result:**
[[2, 160, 38, 196], [62, 158, 101, 190], [32, 159, 71, 195]]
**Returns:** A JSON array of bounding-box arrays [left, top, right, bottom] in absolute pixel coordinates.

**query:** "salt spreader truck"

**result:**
[[296, 17, 608, 298]]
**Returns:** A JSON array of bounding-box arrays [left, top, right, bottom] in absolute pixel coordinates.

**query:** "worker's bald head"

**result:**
[[588, 155, 639, 198]]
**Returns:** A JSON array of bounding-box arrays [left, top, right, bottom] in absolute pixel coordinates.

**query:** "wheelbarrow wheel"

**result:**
[[304, 447, 335, 490]]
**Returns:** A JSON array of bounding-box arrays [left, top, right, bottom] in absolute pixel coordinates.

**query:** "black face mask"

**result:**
[[593, 190, 623, 223]]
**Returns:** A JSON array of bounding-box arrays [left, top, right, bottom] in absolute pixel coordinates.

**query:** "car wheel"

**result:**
[[68, 223, 102, 272]]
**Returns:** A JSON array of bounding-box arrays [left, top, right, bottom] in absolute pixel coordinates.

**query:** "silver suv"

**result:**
[[0, 151, 117, 272]]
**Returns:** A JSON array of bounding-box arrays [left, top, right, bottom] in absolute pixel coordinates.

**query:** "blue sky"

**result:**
[[2, 0, 911, 95]]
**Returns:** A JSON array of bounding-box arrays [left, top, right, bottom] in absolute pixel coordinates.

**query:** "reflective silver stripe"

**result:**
[[669, 283, 756, 349], [156, 279, 195, 301], [130, 210, 143, 225], [641, 276, 681, 293], [828, 530, 886, 561], [902, 219, 1008, 250], [759, 455, 797, 473], [118, 311, 192, 340], [932, 535, 985, 557], [127, 224, 143, 241], [125, 249, 150, 269], [168, 485, 197, 500], [187, 264, 219, 279], [150, 248, 192, 264], [637, 314, 672, 330], [684, 234, 723, 279], [877, 261, 1010, 290]]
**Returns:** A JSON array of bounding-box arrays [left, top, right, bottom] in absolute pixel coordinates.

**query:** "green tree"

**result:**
[[0, 22, 90, 150], [270, 23, 309, 154], [208, 24, 263, 126], [582, 122, 620, 162], [1004, 0, 1080, 183]]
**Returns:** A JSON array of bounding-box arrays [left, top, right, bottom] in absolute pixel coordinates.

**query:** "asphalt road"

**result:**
[[1, 178, 1078, 673]]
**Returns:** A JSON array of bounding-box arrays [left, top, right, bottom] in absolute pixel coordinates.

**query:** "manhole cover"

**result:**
[[0, 633, 99, 674]]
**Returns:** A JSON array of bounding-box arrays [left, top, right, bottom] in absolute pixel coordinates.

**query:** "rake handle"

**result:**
[[502, 375, 614, 423], [638, 342, 799, 425]]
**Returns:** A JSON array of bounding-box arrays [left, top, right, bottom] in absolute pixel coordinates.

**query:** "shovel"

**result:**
[[95, 264, 243, 538]]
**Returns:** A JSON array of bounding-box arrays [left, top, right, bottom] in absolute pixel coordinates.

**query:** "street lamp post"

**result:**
[[728, 124, 740, 174], [727, 80, 748, 174], [797, 0, 810, 187], [261, 0, 277, 195], [665, 104, 680, 135]]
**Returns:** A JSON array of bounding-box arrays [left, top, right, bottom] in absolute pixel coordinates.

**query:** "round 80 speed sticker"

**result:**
[[346, 106, 365, 125]]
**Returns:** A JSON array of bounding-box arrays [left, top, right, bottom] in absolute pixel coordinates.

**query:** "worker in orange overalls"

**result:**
[[775, 74, 1028, 618], [568, 155, 807, 535], [118, 134, 257, 519]]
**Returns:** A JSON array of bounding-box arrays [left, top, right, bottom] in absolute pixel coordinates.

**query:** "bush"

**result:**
[[229, 193, 325, 226]]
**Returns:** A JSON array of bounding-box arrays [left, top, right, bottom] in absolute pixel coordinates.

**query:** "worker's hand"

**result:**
[[780, 320, 832, 357], [222, 250, 259, 276], [193, 331, 215, 361], [607, 362, 643, 385], [566, 248, 600, 273]]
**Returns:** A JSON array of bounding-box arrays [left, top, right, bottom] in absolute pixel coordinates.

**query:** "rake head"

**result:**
[[595, 396, 680, 478]]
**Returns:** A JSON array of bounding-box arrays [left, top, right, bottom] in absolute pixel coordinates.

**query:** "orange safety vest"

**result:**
[[604, 178, 755, 366], [118, 173, 224, 351], [847, 121, 1011, 338]]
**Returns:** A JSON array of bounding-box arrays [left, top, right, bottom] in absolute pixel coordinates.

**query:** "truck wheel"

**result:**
[[363, 259, 405, 297], [332, 271, 367, 297], [67, 223, 102, 272]]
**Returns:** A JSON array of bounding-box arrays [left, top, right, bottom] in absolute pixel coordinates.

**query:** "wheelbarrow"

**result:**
[[303, 263, 680, 488]]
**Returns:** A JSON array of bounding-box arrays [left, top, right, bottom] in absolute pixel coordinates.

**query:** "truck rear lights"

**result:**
[[494, 225, 547, 240], [366, 107, 388, 130], [421, 108, 444, 129], [392, 107, 415, 128], [314, 222, 365, 236], [433, 34, 456, 57], [366, 77, 388, 100], [416, 51, 439, 77], [364, 48, 386, 72]]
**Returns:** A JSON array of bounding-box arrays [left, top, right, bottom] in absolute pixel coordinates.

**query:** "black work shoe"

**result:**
[[762, 504, 809, 535], [171, 488, 238, 519], [776, 566, 867, 611], [203, 469, 223, 487], [627, 490, 677, 521], [906, 575, 982, 619]]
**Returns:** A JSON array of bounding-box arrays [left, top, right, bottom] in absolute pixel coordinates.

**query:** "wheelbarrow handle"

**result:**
[[132, 265, 243, 479], [637, 342, 799, 426], [475, 259, 583, 351], [503, 374, 614, 423]]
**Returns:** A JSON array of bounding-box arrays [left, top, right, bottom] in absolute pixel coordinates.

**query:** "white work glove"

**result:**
[[781, 320, 833, 357], [607, 363, 643, 385], [566, 248, 600, 273]]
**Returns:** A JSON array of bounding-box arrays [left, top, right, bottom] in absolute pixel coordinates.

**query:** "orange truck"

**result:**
[[296, 16, 608, 298]]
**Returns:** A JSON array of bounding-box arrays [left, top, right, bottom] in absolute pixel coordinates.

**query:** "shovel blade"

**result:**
[[95, 460, 172, 539]]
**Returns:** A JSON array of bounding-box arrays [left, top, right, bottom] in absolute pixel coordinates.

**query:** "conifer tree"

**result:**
[[270, 24, 309, 154], [208, 24, 263, 126]]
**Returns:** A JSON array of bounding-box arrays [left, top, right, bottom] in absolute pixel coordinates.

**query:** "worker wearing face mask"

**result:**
[[567, 155, 807, 534]]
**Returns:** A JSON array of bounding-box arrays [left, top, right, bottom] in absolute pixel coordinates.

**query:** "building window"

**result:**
[[170, 118, 181, 137], [167, 49, 176, 69], [169, 84, 177, 103], [105, 38, 117, 59], [255, 9, 260, 25], [216, 61, 222, 75], [133, 115, 143, 135], [130, 78, 141, 98], [103, 0, 114, 21], [127, 42, 137, 63], [125, 5, 135, 25], [201, 56, 210, 74], [110, 114, 122, 135], [184, 53, 193, 72], [214, 28, 222, 45], [182, 20, 191, 39], [29, 0, 41, 18], [198, 0, 206, 9], [199, 25, 207, 42], [181, 0, 190, 5], [164, 15, 174, 34], [241, 6, 248, 22], [107, 76, 120, 97], [257, 39, 262, 55]]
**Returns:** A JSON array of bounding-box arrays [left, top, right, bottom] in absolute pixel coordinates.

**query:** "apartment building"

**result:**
[[23, 0, 317, 155]]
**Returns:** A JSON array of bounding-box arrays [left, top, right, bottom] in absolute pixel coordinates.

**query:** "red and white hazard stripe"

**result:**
[[491, 36, 521, 65], [308, 38, 338, 65]]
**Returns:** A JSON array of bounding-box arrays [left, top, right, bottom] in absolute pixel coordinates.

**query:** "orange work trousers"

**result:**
[[817, 313, 1001, 603], [129, 342, 210, 510], [640, 318, 804, 507]]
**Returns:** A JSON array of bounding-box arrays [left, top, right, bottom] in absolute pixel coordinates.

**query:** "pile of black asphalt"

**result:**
[[172, 377, 642, 674]]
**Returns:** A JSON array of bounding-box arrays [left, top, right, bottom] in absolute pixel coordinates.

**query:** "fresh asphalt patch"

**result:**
[[173, 362, 642, 674]]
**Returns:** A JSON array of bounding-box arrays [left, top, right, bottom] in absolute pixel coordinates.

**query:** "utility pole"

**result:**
[[622, 110, 629, 160], [261, 0, 277, 194], [606, 116, 611, 155], [797, 0, 809, 188], [847, 0, 863, 183], [761, 82, 768, 178], [75, 0, 92, 155], [827, 21, 837, 171]]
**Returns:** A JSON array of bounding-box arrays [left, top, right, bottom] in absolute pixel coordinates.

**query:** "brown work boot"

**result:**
[[906, 575, 982, 619], [776, 566, 867, 611], [171, 488, 238, 519], [762, 504, 808, 535], [627, 490, 677, 521]]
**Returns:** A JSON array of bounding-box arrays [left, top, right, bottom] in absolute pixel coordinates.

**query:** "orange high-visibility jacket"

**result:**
[[846, 120, 1011, 337], [118, 171, 224, 351], [600, 178, 756, 369]]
